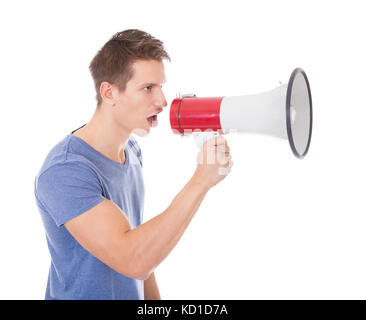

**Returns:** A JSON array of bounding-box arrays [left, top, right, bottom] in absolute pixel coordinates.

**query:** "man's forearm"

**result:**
[[121, 172, 210, 280]]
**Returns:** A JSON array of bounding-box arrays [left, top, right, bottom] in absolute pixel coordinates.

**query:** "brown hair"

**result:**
[[89, 29, 171, 106]]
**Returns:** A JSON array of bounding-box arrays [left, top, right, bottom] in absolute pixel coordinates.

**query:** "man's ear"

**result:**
[[100, 81, 117, 106]]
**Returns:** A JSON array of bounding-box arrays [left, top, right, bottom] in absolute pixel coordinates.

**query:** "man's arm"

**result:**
[[144, 272, 161, 300], [64, 136, 231, 280], [64, 172, 210, 280]]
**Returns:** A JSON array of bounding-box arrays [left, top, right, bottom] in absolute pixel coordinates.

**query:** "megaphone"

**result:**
[[170, 68, 313, 158]]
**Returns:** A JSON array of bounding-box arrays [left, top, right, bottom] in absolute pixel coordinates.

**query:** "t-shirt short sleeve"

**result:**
[[36, 161, 105, 227]]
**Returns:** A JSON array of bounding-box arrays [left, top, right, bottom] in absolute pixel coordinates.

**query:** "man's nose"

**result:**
[[162, 95, 168, 108], [155, 88, 168, 108]]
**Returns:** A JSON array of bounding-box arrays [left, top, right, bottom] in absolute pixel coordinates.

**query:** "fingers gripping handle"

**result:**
[[193, 132, 231, 177], [193, 131, 219, 149]]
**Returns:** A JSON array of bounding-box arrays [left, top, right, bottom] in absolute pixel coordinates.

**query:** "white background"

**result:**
[[0, 0, 365, 299]]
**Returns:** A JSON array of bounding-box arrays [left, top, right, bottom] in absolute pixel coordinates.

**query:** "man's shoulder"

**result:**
[[36, 134, 95, 179]]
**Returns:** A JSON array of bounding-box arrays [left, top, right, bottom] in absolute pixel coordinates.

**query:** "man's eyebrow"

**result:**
[[140, 80, 167, 87]]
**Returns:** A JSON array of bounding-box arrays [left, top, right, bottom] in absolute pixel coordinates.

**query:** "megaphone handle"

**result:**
[[193, 131, 219, 149], [193, 131, 231, 176]]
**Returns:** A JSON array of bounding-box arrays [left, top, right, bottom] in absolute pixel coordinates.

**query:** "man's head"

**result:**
[[89, 29, 170, 136]]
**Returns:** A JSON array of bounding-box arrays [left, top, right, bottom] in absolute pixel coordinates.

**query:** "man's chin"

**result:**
[[132, 127, 150, 137]]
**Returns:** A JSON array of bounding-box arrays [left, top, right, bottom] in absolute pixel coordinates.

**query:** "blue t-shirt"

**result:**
[[34, 128, 145, 300]]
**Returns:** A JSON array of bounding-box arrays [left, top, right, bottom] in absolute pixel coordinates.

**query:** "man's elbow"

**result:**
[[129, 256, 153, 280], [122, 264, 152, 281], [113, 249, 152, 280], [135, 270, 151, 281]]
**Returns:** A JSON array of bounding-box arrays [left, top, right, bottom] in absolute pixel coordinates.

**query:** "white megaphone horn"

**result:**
[[170, 68, 313, 158]]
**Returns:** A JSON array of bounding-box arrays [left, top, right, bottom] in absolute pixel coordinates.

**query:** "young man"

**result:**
[[34, 29, 233, 300]]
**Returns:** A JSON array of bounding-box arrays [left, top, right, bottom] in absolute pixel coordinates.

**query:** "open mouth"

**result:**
[[147, 114, 158, 128]]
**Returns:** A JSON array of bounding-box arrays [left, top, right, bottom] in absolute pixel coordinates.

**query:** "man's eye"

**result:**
[[144, 86, 152, 91]]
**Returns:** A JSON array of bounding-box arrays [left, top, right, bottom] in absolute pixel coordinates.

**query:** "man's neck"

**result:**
[[72, 108, 130, 164]]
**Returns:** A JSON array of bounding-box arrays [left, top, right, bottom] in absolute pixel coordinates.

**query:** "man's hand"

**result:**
[[194, 135, 233, 190]]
